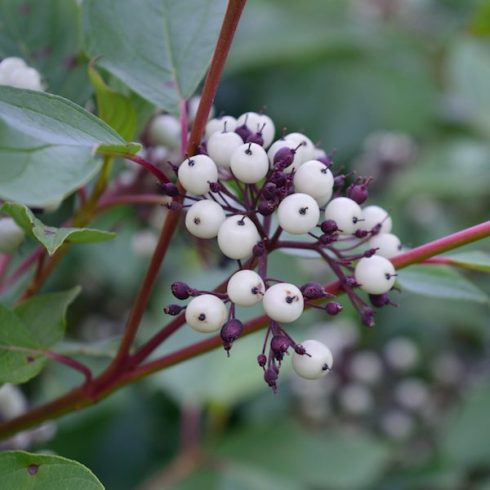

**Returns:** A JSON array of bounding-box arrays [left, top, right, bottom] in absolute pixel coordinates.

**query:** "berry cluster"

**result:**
[[158, 110, 402, 391], [0, 57, 43, 91]]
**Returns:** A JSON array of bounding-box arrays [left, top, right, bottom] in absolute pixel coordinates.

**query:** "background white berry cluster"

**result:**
[[0, 57, 43, 91]]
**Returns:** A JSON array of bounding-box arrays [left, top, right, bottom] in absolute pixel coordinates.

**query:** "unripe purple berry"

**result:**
[[300, 282, 325, 300], [235, 124, 251, 142], [325, 301, 343, 315], [163, 304, 185, 315], [347, 182, 369, 205], [271, 335, 291, 359], [369, 293, 391, 308], [333, 174, 346, 189], [220, 318, 244, 352], [273, 147, 295, 169], [320, 219, 338, 234], [257, 353, 267, 367], [171, 281, 192, 300]]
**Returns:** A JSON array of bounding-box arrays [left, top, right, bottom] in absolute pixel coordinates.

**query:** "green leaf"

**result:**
[[83, 0, 227, 113], [0, 451, 104, 490], [445, 251, 490, 273], [0, 0, 91, 105], [0, 86, 139, 206], [0, 287, 80, 383], [214, 421, 389, 490], [397, 265, 489, 304], [88, 66, 137, 140], [1, 202, 115, 255], [442, 383, 490, 469]]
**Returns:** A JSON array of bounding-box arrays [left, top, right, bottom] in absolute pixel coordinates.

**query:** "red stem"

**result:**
[[0, 220, 488, 440]]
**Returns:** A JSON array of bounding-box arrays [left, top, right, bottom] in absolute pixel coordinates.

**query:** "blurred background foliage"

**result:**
[[1, 0, 490, 489]]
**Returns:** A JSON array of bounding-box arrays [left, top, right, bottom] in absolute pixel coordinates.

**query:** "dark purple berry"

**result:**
[[161, 183, 179, 197], [220, 318, 244, 352], [325, 301, 343, 315], [273, 146, 295, 169], [344, 276, 358, 288], [320, 219, 338, 234], [347, 182, 369, 205], [246, 132, 264, 146], [264, 365, 279, 391], [258, 200, 276, 216], [317, 155, 333, 167], [369, 293, 391, 308], [354, 229, 369, 238], [363, 248, 377, 258], [271, 335, 291, 359], [257, 354, 267, 367], [235, 124, 250, 141], [263, 182, 277, 200], [209, 181, 222, 193], [319, 233, 337, 245], [171, 281, 191, 300], [294, 344, 307, 355], [163, 304, 184, 315], [270, 171, 287, 187], [300, 282, 325, 300]]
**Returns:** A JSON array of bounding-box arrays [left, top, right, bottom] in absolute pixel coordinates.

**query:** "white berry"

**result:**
[[361, 205, 392, 234], [207, 131, 243, 168], [227, 269, 265, 306], [178, 155, 218, 195], [230, 143, 269, 183], [0, 57, 26, 75], [263, 283, 304, 323], [369, 233, 402, 259], [217, 215, 260, 260], [355, 255, 396, 294], [205, 116, 237, 138], [0, 58, 43, 91], [293, 160, 334, 199], [0, 218, 25, 254], [277, 193, 320, 235], [292, 339, 333, 380], [324, 197, 362, 235], [185, 200, 226, 239], [185, 294, 227, 333], [148, 114, 181, 149], [284, 132, 315, 162]]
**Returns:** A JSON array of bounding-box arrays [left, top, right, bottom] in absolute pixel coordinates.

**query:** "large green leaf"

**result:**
[[0, 287, 80, 383], [0, 451, 104, 490], [1, 202, 115, 255], [0, 86, 140, 206], [397, 265, 489, 304], [214, 421, 389, 490], [0, 0, 91, 104], [83, 0, 227, 113]]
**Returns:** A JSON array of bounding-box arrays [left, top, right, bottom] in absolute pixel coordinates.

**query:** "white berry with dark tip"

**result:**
[[277, 193, 320, 235], [292, 339, 333, 380], [217, 215, 260, 259], [227, 269, 265, 306], [324, 197, 362, 235], [263, 283, 304, 323], [355, 255, 396, 294], [0, 218, 25, 254], [185, 200, 226, 239], [207, 131, 243, 168], [369, 233, 402, 259], [293, 160, 334, 199], [185, 294, 227, 333], [230, 143, 269, 183], [178, 155, 218, 195], [361, 205, 392, 234], [205, 116, 237, 138]]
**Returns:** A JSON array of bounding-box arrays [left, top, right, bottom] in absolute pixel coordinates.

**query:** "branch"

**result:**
[[0, 220, 488, 440]]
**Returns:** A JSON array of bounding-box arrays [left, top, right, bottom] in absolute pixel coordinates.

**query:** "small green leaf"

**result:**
[[83, 0, 227, 113], [397, 265, 489, 304], [1, 202, 115, 255], [88, 66, 137, 140], [0, 287, 80, 384], [0, 87, 140, 206], [445, 251, 490, 273], [0, 451, 104, 490]]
